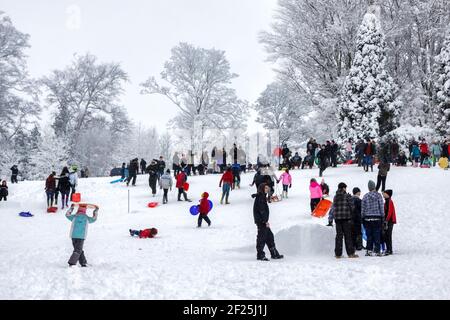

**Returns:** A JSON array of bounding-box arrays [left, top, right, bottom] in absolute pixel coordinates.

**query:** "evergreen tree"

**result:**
[[433, 32, 450, 137], [337, 10, 402, 142]]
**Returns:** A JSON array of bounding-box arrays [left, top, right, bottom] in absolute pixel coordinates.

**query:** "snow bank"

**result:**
[[275, 224, 334, 256]]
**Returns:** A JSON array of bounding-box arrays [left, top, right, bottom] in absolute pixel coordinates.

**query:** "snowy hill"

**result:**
[[1, 165, 449, 299]]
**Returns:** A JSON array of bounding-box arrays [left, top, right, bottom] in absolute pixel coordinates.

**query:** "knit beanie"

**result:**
[[368, 180, 376, 191]]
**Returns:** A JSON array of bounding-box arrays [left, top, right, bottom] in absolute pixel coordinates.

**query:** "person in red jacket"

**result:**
[[197, 192, 212, 227], [419, 140, 429, 165], [176, 170, 191, 202], [219, 167, 233, 205], [45, 171, 57, 208], [382, 190, 397, 256], [129, 228, 158, 238]]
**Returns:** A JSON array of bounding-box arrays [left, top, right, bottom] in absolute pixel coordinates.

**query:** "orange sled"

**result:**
[[312, 199, 332, 218]]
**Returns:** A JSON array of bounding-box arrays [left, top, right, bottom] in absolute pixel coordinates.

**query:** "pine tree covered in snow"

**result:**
[[337, 11, 401, 142], [433, 32, 450, 138]]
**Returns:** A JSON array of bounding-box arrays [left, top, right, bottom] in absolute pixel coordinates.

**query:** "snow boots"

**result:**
[[269, 247, 284, 259]]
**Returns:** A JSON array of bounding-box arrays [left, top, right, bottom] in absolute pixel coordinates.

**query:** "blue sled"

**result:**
[[110, 178, 125, 184]]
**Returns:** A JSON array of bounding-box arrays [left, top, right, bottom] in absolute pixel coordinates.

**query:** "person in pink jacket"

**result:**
[[278, 168, 292, 199], [309, 178, 323, 213]]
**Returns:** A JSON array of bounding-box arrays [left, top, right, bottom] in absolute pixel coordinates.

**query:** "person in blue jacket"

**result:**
[[66, 203, 98, 267]]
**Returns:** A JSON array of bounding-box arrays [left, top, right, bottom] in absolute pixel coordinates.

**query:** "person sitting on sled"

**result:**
[[129, 228, 158, 238]]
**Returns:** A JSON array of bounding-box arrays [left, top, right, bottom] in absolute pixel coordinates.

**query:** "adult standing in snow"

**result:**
[[419, 139, 429, 165], [69, 167, 78, 200], [376, 159, 390, 192], [330, 140, 339, 167], [391, 139, 400, 164], [219, 167, 233, 205], [127, 158, 139, 187], [363, 138, 376, 172], [362, 180, 385, 257], [176, 170, 191, 202], [66, 204, 98, 267], [345, 139, 353, 162], [146, 160, 159, 197], [172, 152, 181, 177], [430, 141, 442, 167], [355, 139, 365, 167], [252, 183, 284, 261], [331, 183, 358, 259], [317, 145, 329, 177], [140, 159, 147, 175], [222, 147, 227, 172], [10, 165, 19, 184], [45, 171, 57, 208], [159, 169, 173, 204], [58, 167, 71, 209], [157, 156, 166, 178]]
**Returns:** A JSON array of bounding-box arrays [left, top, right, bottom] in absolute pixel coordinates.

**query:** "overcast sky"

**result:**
[[2, 0, 278, 133]]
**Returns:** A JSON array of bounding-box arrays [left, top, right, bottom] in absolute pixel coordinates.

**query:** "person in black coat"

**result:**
[[317, 145, 329, 177], [146, 160, 159, 197], [121, 163, 126, 179], [157, 156, 166, 178], [352, 187, 363, 251], [252, 183, 283, 261], [10, 165, 19, 184], [332, 183, 358, 258], [140, 159, 147, 175], [0, 180, 8, 201], [57, 167, 71, 209], [127, 158, 139, 187], [330, 140, 339, 167]]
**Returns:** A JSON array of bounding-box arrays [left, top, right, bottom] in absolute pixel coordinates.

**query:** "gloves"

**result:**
[[289, 184, 292, 189]]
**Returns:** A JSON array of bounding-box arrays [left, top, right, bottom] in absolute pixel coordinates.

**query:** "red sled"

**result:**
[[47, 207, 58, 213], [344, 160, 353, 165], [183, 183, 190, 192], [71, 193, 81, 202], [312, 199, 332, 218], [147, 202, 159, 208]]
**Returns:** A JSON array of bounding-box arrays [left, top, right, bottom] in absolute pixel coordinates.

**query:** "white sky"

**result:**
[[2, 0, 278, 133]]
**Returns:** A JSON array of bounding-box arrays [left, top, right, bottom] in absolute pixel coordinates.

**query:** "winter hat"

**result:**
[[151, 228, 158, 236], [368, 180, 376, 191], [383, 190, 393, 198], [338, 182, 347, 190], [166, 169, 171, 174], [353, 187, 361, 195], [202, 192, 209, 198]]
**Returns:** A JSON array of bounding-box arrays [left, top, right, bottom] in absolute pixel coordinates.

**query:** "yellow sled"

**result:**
[[438, 157, 449, 169]]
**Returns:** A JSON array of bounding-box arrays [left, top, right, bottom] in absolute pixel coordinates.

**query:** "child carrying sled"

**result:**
[[197, 192, 212, 228], [66, 204, 98, 267], [129, 228, 158, 238], [309, 178, 323, 213], [278, 169, 292, 199]]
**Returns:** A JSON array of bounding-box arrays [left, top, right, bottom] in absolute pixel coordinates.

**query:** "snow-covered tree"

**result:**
[[40, 53, 129, 160], [337, 10, 402, 142], [0, 12, 40, 144], [254, 82, 310, 145], [141, 42, 248, 131], [433, 32, 450, 137]]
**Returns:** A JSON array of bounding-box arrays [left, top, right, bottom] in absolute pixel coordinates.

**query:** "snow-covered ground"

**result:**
[[1, 165, 449, 299]]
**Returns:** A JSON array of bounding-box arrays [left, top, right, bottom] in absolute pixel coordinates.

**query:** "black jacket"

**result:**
[[352, 196, 362, 225], [252, 192, 269, 225], [10, 166, 19, 175], [129, 160, 139, 175], [0, 185, 8, 197], [332, 190, 354, 221], [57, 175, 71, 193]]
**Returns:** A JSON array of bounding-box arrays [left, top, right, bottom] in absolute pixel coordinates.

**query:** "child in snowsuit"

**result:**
[[176, 170, 191, 202], [0, 180, 8, 201], [321, 179, 330, 198], [382, 190, 397, 255], [197, 192, 212, 227], [129, 228, 158, 238], [278, 169, 292, 199], [309, 178, 323, 213], [351, 187, 363, 251], [219, 168, 233, 205], [66, 204, 98, 267], [159, 169, 173, 204]]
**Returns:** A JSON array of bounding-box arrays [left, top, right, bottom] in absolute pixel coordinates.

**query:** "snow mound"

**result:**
[[275, 224, 334, 256]]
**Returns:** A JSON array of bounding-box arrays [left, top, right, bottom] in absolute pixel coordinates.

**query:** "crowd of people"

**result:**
[[3, 134, 449, 265]]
